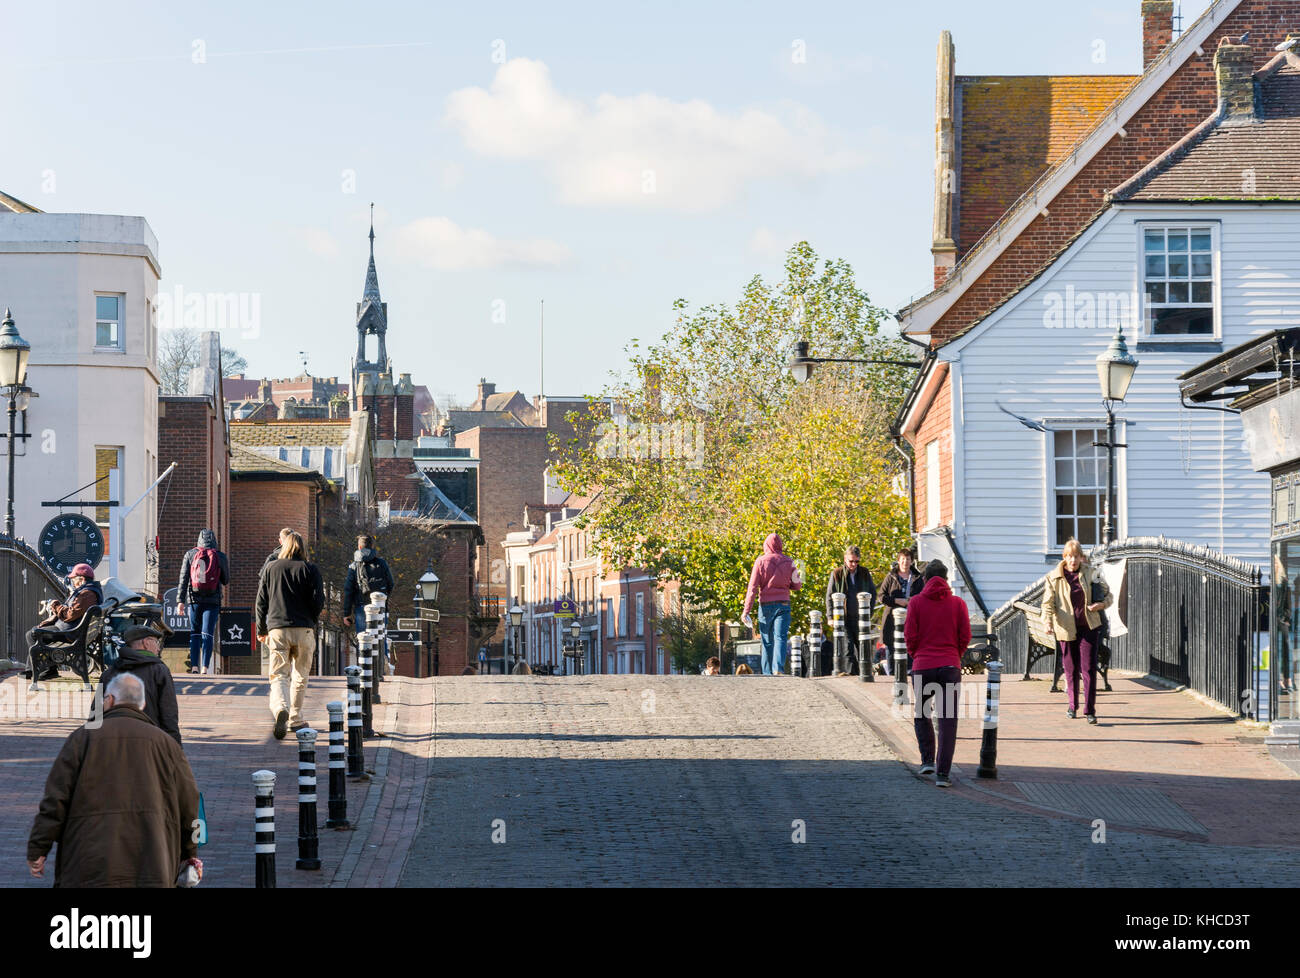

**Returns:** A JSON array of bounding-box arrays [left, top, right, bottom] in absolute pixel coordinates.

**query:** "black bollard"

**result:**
[[365, 596, 385, 702], [325, 700, 350, 827], [808, 612, 823, 679], [345, 666, 365, 780], [790, 634, 803, 678], [831, 592, 847, 675], [858, 592, 874, 682], [977, 658, 1002, 779], [359, 632, 375, 738], [253, 769, 276, 888], [295, 728, 321, 870], [892, 608, 910, 709]]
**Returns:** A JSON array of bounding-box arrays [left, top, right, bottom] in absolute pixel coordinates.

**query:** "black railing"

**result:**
[[1, 534, 67, 665], [991, 537, 1263, 715]]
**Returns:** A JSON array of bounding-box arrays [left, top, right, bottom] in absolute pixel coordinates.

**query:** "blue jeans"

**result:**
[[758, 603, 791, 675], [188, 604, 220, 670]]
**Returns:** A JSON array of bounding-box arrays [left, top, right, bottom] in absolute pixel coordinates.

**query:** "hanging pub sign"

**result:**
[[219, 607, 255, 657], [553, 597, 576, 619], [38, 514, 105, 576]]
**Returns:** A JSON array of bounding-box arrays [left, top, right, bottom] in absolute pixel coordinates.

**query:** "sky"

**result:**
[[3, 0, 1214, 409]]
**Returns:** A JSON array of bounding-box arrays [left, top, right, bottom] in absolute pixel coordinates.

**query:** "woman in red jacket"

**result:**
[[903, 560, 971, 787]]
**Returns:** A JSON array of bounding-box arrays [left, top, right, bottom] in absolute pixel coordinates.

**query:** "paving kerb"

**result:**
[[823, 669, 1300, 847]]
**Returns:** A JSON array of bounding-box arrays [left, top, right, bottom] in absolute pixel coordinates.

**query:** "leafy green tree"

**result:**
[[656, 611, 718, 674], [554, 242, 915, 638]]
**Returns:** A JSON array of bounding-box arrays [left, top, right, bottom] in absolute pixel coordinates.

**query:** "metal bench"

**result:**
[[1012, 601, 1112, 691], [27, 606, 105, 690]]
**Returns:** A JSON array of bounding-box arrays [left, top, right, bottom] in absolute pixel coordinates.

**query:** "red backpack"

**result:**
[[190, 548, 221, 595]]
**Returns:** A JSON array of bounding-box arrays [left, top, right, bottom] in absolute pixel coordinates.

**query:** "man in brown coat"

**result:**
[[27, 672, 203, 887]]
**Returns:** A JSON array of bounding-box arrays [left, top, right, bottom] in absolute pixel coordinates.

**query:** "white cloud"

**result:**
[[444, 58, 864, 211], [295, 227, 340, 258], [390, 216, 570, 271]]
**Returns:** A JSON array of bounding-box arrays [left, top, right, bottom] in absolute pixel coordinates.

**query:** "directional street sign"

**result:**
[[397, 619, 422, 631], [421, 608, 440, 622], [388, 629, 420, 643]]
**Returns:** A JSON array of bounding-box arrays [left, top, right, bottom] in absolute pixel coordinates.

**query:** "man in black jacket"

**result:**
[[824, 546, 876, 676], [255, 530, 325, 739], [94, 624, 183, 746], [342, 535, 394, 631]]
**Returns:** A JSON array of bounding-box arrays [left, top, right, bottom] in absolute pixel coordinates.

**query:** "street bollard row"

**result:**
[[296, 729, 321, 870], [358, 632, 375, 738], [253, 769, 276, 889], [345, 665, 365, 778], [858, 591, 873, 682], [831, 592, 847, 676], [892, 608, 910, 708], [365, 593, 386, 703], [326, 700, 350, 827], [808, 611, 823, 679]]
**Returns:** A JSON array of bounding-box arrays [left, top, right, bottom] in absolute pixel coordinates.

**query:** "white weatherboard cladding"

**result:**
[[944, 205, 1294, 609]]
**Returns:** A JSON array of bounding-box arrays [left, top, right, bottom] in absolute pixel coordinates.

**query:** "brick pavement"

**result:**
[[0, 671, 416, 888], [401, 675, 1300, 887], [825, 669, 1300, 847]]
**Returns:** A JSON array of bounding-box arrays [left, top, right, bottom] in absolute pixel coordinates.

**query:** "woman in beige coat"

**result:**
[[1041, 539, 1112, 723]]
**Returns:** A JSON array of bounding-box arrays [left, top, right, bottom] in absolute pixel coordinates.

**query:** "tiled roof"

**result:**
[[0, 190, 42, 213], [955, 75, 1138, 257], [230, 419, 349, 446], [447, 409, 527, 430], [1117, 64, 1300, 202], [229, 444, 321, 479]]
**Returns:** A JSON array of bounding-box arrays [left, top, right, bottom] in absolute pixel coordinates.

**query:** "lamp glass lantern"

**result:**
[[569, 620, 581, 643], [1096, 326, 1139, 403], [508, 603, 524, 628], [417, 568, 440, 604], [0, 310, 31, 390], [786, 340, 815, 384]]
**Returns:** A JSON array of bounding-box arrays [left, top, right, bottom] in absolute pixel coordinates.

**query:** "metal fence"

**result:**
[[1, 534, 67, 665], [990, 537, 1263, 715]]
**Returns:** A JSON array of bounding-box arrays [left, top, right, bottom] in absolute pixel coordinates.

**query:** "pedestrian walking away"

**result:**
[[27, 672, 203, 887], [1041, 538, 1112, 723], [741, 533, 802, 676], [25, 563, 103, 684], [177, 528, 229, 675], [261, 527, 295, 573], [256, 529, 325, 740], [343, 534, 394, 665], [904, 560, 970, 787], [825, 545, 876, 675], [879, 547, 923, 676], [92, 623, 183, 746]]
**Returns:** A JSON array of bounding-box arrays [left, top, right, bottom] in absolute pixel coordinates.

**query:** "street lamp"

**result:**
[[569, 618, 582, 675], [0, 308, 33, 539], [786, 339, 923, 383], [1094, 325, 1139, 544], [508, 602, 524, 672], [413, 563, 440, 677]]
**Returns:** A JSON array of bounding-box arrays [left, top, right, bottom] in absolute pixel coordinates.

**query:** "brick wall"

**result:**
[[931, 0, 1300, 345], [395, 393, 414, 441], [909, 370, 952, 530], [157, 398, 230, 600], [374, 456, 421, 513]]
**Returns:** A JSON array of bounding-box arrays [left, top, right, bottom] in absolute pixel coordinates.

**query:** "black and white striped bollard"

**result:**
[[892, 608, 910, 708], [790, 634, 803, 678], [325, 700, 350, 827], [977, 657, 1002, 779], [358, 632, 375, 738], [253, 769, 276, 888], [858, 591, 874, 682], [366, 594, 386, 700], [344, 666, 365, 779], [296, 728, 321, 870], [808, 611, 823, 679], [831, 592, 847, 675]]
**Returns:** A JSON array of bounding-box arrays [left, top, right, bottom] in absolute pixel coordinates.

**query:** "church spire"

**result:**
[[363, 202, 381, 302]]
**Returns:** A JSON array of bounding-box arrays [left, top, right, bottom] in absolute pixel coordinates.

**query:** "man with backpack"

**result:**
[[343, 537, 394, 674], [177, 529, 229, 675]]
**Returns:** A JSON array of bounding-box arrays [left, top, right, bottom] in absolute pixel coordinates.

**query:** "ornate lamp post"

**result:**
[[508, 602, 524, 672], [1094, 326, 1139, 545], [414, 564, 440, 676], [0, 309, 33, 539], [569, 618, 583, 675]]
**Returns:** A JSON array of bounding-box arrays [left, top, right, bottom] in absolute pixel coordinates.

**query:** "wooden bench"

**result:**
[[1012, 601, 1112, 691]]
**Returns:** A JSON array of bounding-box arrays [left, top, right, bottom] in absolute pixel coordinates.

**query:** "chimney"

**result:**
[[476, 378, 496, 406], [931, 30, 958, 288], [1215, 36, 1256, 123], [1141, 0, 1175, 70]]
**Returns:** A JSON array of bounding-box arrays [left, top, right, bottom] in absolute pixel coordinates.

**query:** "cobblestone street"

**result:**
[[402, 676, 1300, 887]]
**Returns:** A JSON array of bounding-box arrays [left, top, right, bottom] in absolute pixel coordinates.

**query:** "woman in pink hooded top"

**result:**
[[741, 533, 802, 675]]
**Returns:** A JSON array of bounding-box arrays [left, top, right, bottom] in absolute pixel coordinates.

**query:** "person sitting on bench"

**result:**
[[27, 563, 103, 682]]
